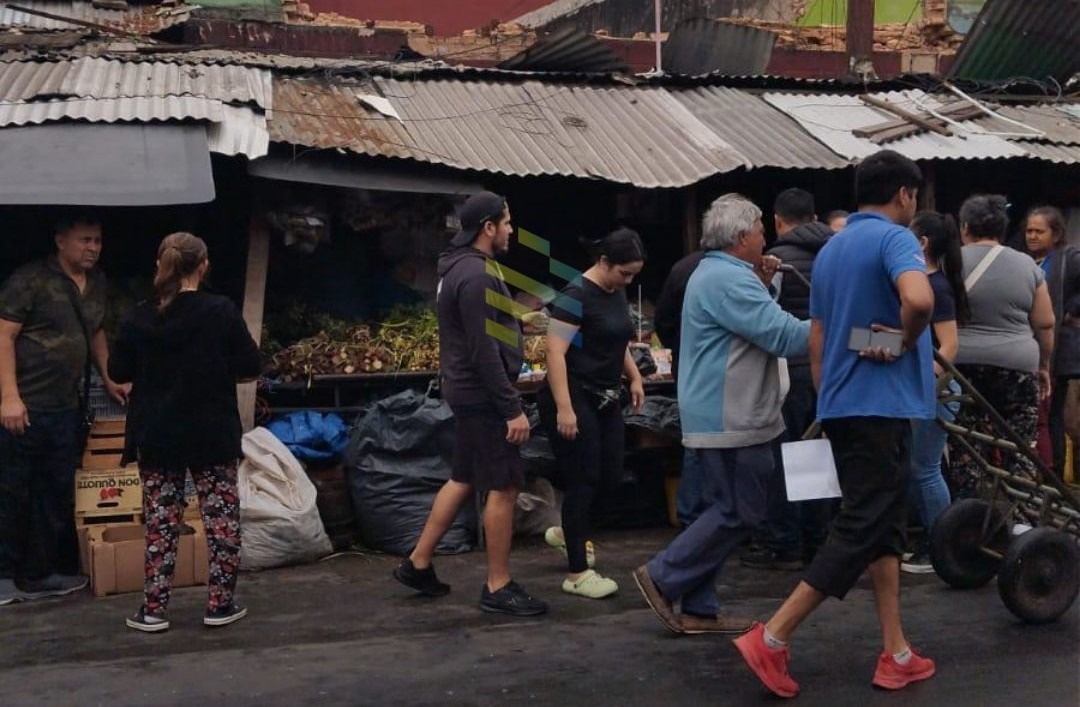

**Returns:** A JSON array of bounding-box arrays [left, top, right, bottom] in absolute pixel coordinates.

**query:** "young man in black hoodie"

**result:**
[[393, 191, 547, 617], [743, 188, 836, 571]]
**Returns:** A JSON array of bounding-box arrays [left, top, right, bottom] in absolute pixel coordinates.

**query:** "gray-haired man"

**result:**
[[633, 194, 809, 634]]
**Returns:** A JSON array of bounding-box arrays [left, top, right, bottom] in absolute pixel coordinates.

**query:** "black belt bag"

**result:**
[[574, 380, 627, 412]]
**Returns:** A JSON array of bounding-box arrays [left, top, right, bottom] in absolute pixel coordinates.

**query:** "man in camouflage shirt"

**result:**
[[0, 212, 127, 604]]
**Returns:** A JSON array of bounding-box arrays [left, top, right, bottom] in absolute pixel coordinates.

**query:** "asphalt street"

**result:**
[[1, 528, 1076, 706]]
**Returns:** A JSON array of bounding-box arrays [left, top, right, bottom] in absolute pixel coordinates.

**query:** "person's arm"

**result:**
[[931, 319, 959, 376], [546, 318, 580, 440], [895, 271, 934, 353], [223, 302, 262, 383], [0, 318, 28, 435], [716, 270, 810, 359], [623, 347, 644, 413], [1030, 281, 1055, 402], [809, 318, 824, 392], [458, 277, 527, 440], [91, 329, 129, 404]]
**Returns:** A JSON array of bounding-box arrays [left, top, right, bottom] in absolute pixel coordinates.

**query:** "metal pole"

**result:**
[[654, 0, 662, 73]]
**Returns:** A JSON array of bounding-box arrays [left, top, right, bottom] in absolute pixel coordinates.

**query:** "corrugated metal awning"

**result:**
[[762, 90, 1030, 161], [0, 58, 272, 158], [0, 123, 214, 205], [270, 76, 748, 188], [673, 86, 849, 170]]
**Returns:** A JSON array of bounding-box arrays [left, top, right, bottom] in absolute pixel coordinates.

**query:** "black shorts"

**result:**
[[803, 416, 912, 599], [450, 407, 525, 493]]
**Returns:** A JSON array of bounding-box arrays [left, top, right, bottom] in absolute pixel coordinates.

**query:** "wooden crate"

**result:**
[[82, 419, 126, 470]]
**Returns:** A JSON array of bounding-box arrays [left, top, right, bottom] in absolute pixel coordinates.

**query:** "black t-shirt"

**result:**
[[928, 270, 956, 349], [550, 278, 634, 389]]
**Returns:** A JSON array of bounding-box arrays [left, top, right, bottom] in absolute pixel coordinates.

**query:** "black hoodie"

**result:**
[[436, 246, 523, 420], [767, 220, 832, 367], [109, 291, 261, 471]]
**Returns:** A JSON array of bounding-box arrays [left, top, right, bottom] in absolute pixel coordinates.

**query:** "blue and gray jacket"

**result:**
[[678, 251, 810, 449]]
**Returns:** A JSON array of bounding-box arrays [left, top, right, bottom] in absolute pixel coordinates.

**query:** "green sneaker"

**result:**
[[562, 569, 618, 599], [544, 527, 596, 568]]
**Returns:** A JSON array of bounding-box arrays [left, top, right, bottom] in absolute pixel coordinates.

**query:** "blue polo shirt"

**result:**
[[810, 212, 935, 420]]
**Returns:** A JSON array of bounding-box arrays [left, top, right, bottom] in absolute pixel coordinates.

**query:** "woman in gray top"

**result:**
[[947, 195, 1055, 498]]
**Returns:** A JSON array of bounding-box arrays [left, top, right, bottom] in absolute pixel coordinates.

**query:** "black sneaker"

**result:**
[[480, 580, 548, 617], [204, 603, 248, 627], [740, 548, 805, 571], [900, 553, 935, 575], [18, 574, 88, 599], [393, 558, 450, 597], [126, 606, 170, 633]]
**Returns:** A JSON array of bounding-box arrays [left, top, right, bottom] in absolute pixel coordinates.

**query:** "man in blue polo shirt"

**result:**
[[735, 150, 937, 697]]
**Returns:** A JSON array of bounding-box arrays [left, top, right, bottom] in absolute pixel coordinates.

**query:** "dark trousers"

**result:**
[[765, 365, 836, 556], [0, 409, 81, 581], [648, 445, 772, 616], [803, 417, 911, 600], [538, 384, 624, 573]]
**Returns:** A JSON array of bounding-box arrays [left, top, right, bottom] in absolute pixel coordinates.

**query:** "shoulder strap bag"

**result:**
[[964, 244, 1005, 293]]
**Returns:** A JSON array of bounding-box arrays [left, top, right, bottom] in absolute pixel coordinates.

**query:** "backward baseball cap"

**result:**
[[449, 191, 507, 247]]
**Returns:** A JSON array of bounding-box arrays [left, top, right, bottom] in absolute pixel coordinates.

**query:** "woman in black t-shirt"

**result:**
[[538, 228, 646, 599]]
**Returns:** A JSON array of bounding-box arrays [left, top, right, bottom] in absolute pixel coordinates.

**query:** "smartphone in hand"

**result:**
[[848, 327, 904, 356]]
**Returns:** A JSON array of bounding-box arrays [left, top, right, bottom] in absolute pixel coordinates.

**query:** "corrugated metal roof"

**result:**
[[1013, 141, 1080, 164], [498, 27, 629, 74], [663, 19, 776, 77], [969, 104, 1080, 145], [0, 57, 272, 109], [270, 76, 747, 187], [0, 1, 189, 33], [762, 90, 1030, 161], [673, 86, 849, 170], [0, 58, 270, 158], [948, 0, 1080, 82]]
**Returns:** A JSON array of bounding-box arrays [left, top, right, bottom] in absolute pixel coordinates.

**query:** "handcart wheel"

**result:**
[[997, 528, 1080, 624], [930, 499, 1010, 589]]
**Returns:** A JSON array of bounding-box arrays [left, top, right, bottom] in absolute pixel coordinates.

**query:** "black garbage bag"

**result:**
[[345, 389, 476, 555]]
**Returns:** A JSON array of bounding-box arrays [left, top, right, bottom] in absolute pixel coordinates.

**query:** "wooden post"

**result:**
[[847, 0, 875, 72], [238, 214, 270, 432], [920, 161, 936, 212], [682, 185, 700, 255]]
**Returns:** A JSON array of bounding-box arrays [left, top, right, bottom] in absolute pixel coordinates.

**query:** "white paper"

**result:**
[[781, 439, 842, 501]]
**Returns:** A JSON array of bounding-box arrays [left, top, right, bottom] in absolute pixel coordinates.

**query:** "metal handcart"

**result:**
[[930, 352, 1080, 624]]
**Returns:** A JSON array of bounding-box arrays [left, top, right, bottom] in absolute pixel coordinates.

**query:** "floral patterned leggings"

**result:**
[[141, 462, 241, 616], [946, 365, 1040, 500]]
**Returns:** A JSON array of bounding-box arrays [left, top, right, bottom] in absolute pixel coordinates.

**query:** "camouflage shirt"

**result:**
[[0, 256, 107, 412]]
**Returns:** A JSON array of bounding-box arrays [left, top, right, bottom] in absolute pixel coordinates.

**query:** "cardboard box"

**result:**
[[79, 520, 209, 597], [75, 467, 142, 518]]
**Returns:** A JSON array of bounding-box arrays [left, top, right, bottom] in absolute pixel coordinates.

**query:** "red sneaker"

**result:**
[[733, 622, 800, 698], [872, 648, 936, 690]]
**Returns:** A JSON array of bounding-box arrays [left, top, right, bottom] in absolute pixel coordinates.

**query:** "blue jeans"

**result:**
[[648, 444, 771, 616], [675, 447, 707, 527], [909, 379, 960, 532], [0, 409, 81, 581]]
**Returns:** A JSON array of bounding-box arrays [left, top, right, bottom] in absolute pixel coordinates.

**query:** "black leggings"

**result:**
[[538, 383, 625, 573]]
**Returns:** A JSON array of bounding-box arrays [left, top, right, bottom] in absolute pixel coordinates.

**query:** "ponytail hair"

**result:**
[[579, 227, 647, 266], [911, 211, 970, 326], [154, 232, 208, 312]]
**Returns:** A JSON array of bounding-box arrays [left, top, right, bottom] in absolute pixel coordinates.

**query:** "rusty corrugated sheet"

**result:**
[[270, 75, 747, 187], [663, 19, 775, 77], [1013, 142, 1080, 164], [0, 1, 190, 34], [673, 86, 848, 169], [947, 0, 1080, 82], [969, 104, 1080, 145], [181, 19, 408, 58], [498, 27, 629, 74]]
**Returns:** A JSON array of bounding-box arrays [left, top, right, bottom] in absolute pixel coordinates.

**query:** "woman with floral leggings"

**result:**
[[110, 232, 260, 632]]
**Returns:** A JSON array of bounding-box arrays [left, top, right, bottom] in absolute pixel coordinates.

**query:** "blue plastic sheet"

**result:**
[[266, 411, 350, 462]]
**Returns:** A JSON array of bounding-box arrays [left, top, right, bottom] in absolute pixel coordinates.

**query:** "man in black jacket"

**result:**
[[393, 191, 547, 617], [743, 188, 836, 571], [654, 249, 706, 527]]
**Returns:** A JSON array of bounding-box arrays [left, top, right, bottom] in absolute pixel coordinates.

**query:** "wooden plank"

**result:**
[[238, 214, 270, 432], [682, 186, 700, 256], [858, 94, 953, 137], [90, 419, 126, 434], [82, 453, 124, 470], [85, 436, 124, 451]]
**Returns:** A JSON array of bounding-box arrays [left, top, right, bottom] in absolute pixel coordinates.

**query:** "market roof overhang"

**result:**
[[248, 150, 483, 195], [0, 123, 214, 205]]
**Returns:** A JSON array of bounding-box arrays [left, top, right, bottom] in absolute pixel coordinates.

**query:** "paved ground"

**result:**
[[0, 528, 1077, 706]]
